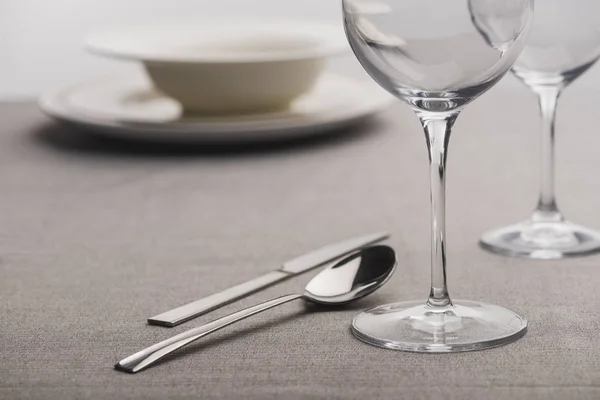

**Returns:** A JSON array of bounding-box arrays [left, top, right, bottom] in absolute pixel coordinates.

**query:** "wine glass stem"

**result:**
[[420, 113, 458, 309], [533, 85, 563, 220]]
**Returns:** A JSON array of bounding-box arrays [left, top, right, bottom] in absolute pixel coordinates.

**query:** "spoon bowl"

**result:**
[[304, 246, 396, 304], [115, 245, 396, 373]]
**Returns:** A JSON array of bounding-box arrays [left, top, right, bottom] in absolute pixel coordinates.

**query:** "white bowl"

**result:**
[[85, 21, 349, 114]]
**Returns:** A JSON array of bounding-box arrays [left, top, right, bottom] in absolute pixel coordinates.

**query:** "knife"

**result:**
[[147, 232, 390, 327]]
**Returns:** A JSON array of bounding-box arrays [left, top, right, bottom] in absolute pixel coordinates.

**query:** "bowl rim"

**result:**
[[85, 20, 350, 64]]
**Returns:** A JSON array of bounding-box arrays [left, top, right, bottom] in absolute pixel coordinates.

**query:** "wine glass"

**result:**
[[479, 0, 600, 260], [343, 0, 533, 352]]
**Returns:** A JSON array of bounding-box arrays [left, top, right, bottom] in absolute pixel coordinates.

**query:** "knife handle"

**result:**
[[147, 270, 291, 327]]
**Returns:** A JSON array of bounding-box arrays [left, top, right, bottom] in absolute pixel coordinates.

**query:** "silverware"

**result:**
[[147, 232, 390, 327], [116, 245, 396, 373]]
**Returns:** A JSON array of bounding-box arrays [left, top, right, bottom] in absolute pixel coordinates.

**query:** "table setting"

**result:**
[[40, 20, 392, 144], [3, 0, 600, 399]]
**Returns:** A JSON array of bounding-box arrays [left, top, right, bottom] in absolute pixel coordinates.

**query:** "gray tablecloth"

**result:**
[[2, 87, 600, 400]]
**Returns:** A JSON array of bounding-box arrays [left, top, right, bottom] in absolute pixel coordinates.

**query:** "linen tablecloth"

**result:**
[[2, 86, 600, 399]]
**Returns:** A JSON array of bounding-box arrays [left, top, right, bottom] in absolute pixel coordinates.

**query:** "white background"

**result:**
[[3, 0, 600, 99]]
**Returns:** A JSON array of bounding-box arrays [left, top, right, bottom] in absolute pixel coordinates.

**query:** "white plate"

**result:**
[[39, 74, 393, 143]]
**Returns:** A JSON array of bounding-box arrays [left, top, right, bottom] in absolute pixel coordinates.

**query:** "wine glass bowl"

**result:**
[[512, 1, 600, 84], [344, 0, 532, 112], [479, 0, 600, 259], [343, 0, 533, 353]]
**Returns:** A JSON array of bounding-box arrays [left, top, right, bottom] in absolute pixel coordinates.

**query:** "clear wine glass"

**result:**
[[343, 0, 533, 352], [479, 0, 600, 260]]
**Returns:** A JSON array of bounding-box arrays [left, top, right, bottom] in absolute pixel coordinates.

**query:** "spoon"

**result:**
[[115, 245, 396, 373]]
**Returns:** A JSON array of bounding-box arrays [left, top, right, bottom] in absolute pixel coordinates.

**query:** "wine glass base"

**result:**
[[351, 300, 527, 353], [480, 220, 600, 260]]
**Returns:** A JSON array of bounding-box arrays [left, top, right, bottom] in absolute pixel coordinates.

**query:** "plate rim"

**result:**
[[39, 73, 393, 143]]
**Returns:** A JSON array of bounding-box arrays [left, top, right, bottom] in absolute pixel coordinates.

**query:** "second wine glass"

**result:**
[[479, 0, 600, 260], [343, 0, 533, 352]]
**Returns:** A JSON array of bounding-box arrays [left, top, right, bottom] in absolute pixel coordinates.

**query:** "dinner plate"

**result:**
[[39, 74, 393, 143]]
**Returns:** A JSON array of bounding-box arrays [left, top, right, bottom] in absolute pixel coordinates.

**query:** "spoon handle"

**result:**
[[115, 294, 302, 373]]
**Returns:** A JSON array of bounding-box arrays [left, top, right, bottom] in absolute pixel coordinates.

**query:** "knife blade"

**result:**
[[147, 232, 390, 327]]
